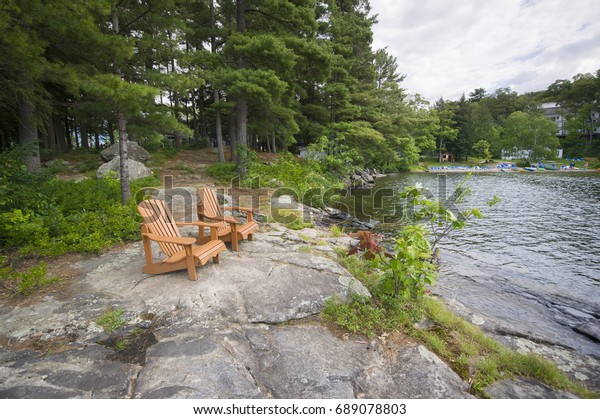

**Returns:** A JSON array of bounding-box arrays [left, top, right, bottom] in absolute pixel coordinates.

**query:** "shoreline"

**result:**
[[412, 167, 599, 174]]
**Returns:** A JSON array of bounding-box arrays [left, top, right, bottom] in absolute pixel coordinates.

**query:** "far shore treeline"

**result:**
[[1, 0, 599, 178]]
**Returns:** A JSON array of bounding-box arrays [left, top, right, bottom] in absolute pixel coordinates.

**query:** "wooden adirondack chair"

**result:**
[[196, 188, 259, 251], [137, 199, 227, 281]]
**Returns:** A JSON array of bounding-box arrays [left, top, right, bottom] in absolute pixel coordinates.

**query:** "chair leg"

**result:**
[[231, 224, 239, 251], [248, 234, 253, 241], [184, 246, 198, 281], [213, 254, 220, 264]]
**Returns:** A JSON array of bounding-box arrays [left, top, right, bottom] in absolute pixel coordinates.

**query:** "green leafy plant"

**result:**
[[0, 257, 60, 297], [374, 224, 437, 300]]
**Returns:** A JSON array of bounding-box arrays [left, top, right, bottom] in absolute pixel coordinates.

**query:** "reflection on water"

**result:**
[[341, 172, 600, 357]]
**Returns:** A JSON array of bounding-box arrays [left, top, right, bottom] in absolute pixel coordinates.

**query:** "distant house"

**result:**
[[541, 102, 600, 138], [440, 152, 454, 163], [501, 148, 563, 160], [541, 102, 568, 137]]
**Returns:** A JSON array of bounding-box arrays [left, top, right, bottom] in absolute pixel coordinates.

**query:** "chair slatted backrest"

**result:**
[[137, 199, 182, 257], [198, 188, 223, 218]]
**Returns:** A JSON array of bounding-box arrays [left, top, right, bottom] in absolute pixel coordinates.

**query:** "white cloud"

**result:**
[[370, 0, 600, 102]]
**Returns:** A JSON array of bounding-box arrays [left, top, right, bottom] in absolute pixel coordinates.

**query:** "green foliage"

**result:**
[[206, 162, 238, 183], [472, 140, 492, 161], [0, 147, 143, 256], [329, 225, 345, 238], [502, 111, 559, 160], [96, 309, 126, 334], [246, 153, 344, 207], [323, 295, 389, 338], [148, 147, 179, 167], [374, 224, 437, 300], [0, 258, 60, 297], [306, 136, 363, 178], [336, 254, 380, 290], [266, 209, 314, 231]]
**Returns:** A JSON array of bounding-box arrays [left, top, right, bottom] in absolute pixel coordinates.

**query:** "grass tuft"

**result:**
[[96, 309, 126, 333]]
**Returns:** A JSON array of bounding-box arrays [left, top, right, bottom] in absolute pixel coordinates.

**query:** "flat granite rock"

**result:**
[[0, 345, 138, 399], [0, 225, 584, 399], [484, 378, 578, 399], [133, 324, 473, 399]]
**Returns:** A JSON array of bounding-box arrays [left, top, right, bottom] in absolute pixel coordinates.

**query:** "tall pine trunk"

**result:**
[[118, 114, 130, 204], [54, 114, 67, 153], [81, 125, 89, 149], [112, 8, 130, 205], [46, 115, 57, 160], [211, 0, 225, 163], [229, 112, 237, 162], [235, 0, 248, 177], [17, 96, 40, 172], [108, 120, 115, 145]]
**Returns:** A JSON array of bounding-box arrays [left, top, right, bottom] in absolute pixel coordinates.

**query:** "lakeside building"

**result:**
[[542, 102, 600, 138], [541, 102, 568, 137], [501, 148, 563, 160]]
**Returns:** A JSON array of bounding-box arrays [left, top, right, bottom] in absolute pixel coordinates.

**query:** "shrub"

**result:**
[[0, 146, 145, 256], [0, 257, 60, 297], [374, 224, 437, 301], [206, 162, 238, 183], [246, 153, 344, 207]]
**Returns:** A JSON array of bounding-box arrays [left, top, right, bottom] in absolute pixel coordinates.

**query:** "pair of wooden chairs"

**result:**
[[137, 188, 259, 281]]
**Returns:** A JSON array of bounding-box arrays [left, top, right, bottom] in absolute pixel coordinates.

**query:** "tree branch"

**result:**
[[120, 7, 153, 34], [245, 8, 295, 28]]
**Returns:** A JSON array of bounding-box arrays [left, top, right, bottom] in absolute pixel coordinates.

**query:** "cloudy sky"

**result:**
[[370, 0, 600, 102]]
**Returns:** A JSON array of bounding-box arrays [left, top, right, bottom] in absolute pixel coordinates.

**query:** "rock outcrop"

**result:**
[[96, 156, 153, 181], [0, 222, 475, 399], [100, 141, 151, 163]]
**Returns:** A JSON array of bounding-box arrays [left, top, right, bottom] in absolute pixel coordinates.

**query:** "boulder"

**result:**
[[100, 141, 151, 163], [96, 156, 153, 181]]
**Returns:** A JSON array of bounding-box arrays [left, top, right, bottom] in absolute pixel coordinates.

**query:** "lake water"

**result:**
[[340, 171, 600, 357]]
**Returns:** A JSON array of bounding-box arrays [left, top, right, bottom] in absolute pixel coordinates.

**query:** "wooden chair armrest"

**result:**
[[197, 215, 239, 224], [196, 210, 239, 224], [224, 205, 256, 213], [142, 233, 196, 246], [176, 221, 228, 230], [224, 206, 256, 222]]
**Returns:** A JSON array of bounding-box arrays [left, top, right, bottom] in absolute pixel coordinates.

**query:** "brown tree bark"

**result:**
[[235, 0, 248, 176], [112, 7, 130, 205], [229, 111, 237, 162], [211, 0, 225, 163], [17, 97, 40, 172], [46, 115, 57, 159]]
